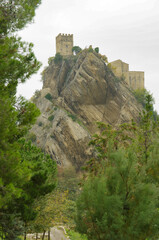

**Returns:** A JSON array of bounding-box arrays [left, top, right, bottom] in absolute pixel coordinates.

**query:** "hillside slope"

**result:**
[[31, 50, 142, 170]]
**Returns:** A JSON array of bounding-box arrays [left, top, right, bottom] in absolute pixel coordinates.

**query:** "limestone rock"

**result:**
[[31, 50, 142, 170]]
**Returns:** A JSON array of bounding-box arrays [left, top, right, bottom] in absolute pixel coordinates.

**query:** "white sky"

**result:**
[[17, 0, 159, 112]]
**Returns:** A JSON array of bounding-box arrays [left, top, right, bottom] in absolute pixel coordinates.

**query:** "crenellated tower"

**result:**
[[56, 33, 73, 56]]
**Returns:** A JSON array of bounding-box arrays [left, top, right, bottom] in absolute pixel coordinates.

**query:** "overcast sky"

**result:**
[[17, 0, 159, 112]]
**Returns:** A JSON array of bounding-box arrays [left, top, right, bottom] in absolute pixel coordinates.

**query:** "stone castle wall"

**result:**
[[55, 34, 144, 90], [110, 60, 144, 90], [56, 33, 73, 56], [129, 71, 144, 90]]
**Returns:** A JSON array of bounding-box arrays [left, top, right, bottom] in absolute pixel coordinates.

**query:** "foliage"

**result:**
[[76, 94, 159, 240], [67, 229, 88, 240], [133, 88, 150, 108], [0, 0, 45, 238], [72, 46, 82, 55], [48, 115, 54, 121], [94, 47, 99, 53], [0, 0, 41, 35], [66, 111, 83, 126], [15, 139, 57, 237], [16, 96, 40, 130], [31, 190, 73, 233], [38, 121, 43, 127], [100, 54, 108, 63], [88, 46, 93, 53], [40, 66, 47, 82], [54, 53, 63, 64], [48, 56, 54, 65], [0, 212, 24, 240], [58, 166, 80, 201], [45, 93, 52, 101], [31, 90, 41, 102], [0, 95, 40, 208], [26, 132, 37, 142], [0, 0, 41, 94]]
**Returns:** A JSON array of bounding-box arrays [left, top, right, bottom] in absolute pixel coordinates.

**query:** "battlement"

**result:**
[[56, 33, 73, 56], [56, 33, 73, 42], [57, 33, 73, 37]]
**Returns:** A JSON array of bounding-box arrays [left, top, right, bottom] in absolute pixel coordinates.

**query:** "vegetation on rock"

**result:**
[[72, 46, 82, 55], [54, 53, 63, 64]]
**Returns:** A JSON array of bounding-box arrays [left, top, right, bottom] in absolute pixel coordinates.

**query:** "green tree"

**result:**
[[0, 96, 41, 239], [94, 47, 99, 53], [0, 0, 44, 238], [72, 46, 82, 55], [0, 0, 41, 35], [16, 140, 57, 240], [76, 94, 159, 240], [0, 96, 40, 208], [31, 189, 73, 239], [133, 88, 150, 108]]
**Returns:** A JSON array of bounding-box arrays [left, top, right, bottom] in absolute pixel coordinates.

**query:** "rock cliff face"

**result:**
[[31, 50, 142, 170]]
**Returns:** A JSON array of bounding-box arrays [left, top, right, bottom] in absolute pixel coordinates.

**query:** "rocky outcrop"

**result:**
[[31, 50, 142, 170]]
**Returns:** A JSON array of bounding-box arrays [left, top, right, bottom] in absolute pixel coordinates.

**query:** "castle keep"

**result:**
[[110, 59, 144, 90], [56, 33, 73, 56]]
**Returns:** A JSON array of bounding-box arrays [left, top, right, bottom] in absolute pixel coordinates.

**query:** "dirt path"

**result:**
[[50, 227, 70, 240]]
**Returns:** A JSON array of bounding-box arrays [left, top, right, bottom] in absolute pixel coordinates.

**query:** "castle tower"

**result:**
[[56, 33, 73, 56]]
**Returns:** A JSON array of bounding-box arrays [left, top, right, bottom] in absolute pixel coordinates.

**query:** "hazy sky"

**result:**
[[17, 0, 159, 112]]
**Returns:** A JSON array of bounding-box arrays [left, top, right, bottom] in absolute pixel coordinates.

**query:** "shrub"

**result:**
[[38, 122, 43, 127], [45, 93, 52, 101], [54, 53, 63, 64], [88, 46, 93, 52], [72, 46, 82, 55], [94, 47, 99, 53], [101, 54, 108, 63], [67, 113, 77, 121], [34, 90, 41, 99], [27, 132, 37, 142], [48, 56, 54, 65], [133, 88, 149, 108], [48, 115, 54, 121], [67, 229, 88, 240]]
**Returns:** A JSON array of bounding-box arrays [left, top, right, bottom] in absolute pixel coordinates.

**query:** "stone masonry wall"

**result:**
[[56, 33, 73, 56], [110, 59, 144, 90]]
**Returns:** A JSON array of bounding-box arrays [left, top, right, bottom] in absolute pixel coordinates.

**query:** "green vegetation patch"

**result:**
[[66, 229, 88, 240], [27, 132, 37, 142], [45, 93, 52, 101], [54, 53, 63, 64], [48, 115, 54, 121], [66, 111, 84, 126], [38, 121, 43, 127]]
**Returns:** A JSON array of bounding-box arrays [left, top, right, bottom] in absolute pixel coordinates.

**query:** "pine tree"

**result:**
[[0, 1, 57, 239]]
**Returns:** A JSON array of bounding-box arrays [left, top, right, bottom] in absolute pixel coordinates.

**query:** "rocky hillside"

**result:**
[[31, 49, 142, 171]]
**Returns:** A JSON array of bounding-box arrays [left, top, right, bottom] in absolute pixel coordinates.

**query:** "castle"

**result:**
[[55, 34, 144, 90], [56, 33, 73, 56], [109, 60, 144, 90]]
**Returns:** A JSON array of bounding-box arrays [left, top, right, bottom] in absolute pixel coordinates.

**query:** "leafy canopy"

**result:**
[[76, 94, 159, 240]]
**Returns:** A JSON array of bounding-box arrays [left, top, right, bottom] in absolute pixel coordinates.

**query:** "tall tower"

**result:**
[[56, 33, 73, 56]]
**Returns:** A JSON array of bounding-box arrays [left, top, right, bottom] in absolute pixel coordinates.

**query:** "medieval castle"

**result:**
[[56, 34, 144, 90]]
